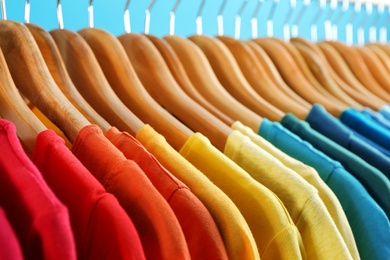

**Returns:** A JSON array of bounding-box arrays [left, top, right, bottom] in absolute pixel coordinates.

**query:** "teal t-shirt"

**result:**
[[281, 114, 390, 220], [259, 119, 390, 260]]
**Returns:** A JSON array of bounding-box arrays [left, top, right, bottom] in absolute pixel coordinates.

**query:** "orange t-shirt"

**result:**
[[106, 127, 228, 260], [71, 125, 190, 260]]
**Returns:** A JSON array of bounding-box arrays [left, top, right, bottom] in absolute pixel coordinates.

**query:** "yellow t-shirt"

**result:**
[[225, 130, 353, 260], [232, 121, 359, 259], [136, 125, 259, 260], [179, 132, 305, 260]]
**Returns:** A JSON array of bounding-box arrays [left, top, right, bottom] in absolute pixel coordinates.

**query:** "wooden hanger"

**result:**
[[324, 41, 390, 101], [78, 28, 192, 151], [357, 46, 390, 93], [118, 33, 232, 151], [369, 43, 390, 62], [165, 35, 262, 132], [25, 23, 111, 132], [252, 38, 345, 117], [189, 35, 285, 121], [267, 38, 348, 108], [290, 37, 381, 110], [245, 41, 312, 109], [0, 20, 90, 143], [0, 48, 46, 155], [291, 41, 363, 109], [366, 44, 390, 72], [216, 35, 309, 119], [146, 34, 234, 126], [317, 42, 387, 109], [50, 29, 144, 136]]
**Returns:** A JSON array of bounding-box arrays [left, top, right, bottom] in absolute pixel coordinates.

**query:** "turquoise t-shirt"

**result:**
[[361, 108, 390, 131], [306, 105, 390, 180], [281, 114, 390, 220], [259, 119, 390, 260]]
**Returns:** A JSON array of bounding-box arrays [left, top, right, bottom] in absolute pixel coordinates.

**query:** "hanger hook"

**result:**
[[332, 0, 349, 41], [24, 0, 30, 23], [323, 0, 338, 41], [57, 0, 64, 29], [345, 0, 362, 46], [196, 0, 206, 35], [380, 4, 390, 44], [235, 0, 249, 40], [0, 0, 6, 20], [217, 0, 227, 36], [145, 0, 156, 34], [88, 0, 94, 28], [369, 0, 384, 43], [124, 0, 131, 33], [356, 0, 372, 45], [169, 0, 181, 35], [291, 0, 310, 38], [266, 0, 279, 37], [251, 0, 262, 39], [308, 0, 324, 42], [282, 0, 296, 41]]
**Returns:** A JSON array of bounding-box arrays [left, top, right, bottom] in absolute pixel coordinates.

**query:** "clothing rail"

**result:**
[[4, 0, 390, 43]]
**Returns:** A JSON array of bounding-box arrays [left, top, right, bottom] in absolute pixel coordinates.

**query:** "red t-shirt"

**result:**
[[72, 125, 190, 260], [106, 127, 229, 260], [32, 129, 145, 260], [0, 119, 76, 260], [0, 207, 23, 260]]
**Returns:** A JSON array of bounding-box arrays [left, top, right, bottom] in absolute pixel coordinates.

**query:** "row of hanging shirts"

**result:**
[[0, 0, 389, 259]]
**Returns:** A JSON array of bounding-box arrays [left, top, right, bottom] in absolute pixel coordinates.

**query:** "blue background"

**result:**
[[4, 0, 390, 44]]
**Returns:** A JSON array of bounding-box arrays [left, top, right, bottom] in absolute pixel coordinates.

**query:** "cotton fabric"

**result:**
[[33, 129, 145, 260], [106, 127, 228, 260], [281, 114, 390, 219], [180, 133, 305, 260], [0, 119, 76, 260], [259, 119, 390, 260], [0, 207, 23, 260], [136, 124, 260, 260], [306, 105, 390, 180], [232, 121, 359, 260], [72, 125, 190, 260]]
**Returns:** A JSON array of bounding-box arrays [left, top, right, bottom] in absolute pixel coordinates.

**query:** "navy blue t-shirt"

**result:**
[[306, 105, 390, 180]]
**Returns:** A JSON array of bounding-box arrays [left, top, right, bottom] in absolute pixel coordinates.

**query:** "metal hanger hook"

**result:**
[[124, 0, 131, 33], [217, 0, 227, 36], [282, 0, 296, 41], [145, 0, 156, 34], [169, 0, 181, 35], [25, 0, 30, 23], [291, 0, 310, 38], [266, 0, 279, 37], [88, 0, 94, 28], [251, 0, 262, 39], [0, 0, 6, 20], [196, 0, 206, 35], [57, 0, 64, 29], [235, 0, 249, 40]]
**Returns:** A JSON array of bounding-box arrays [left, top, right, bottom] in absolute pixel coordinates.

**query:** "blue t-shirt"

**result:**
[[361, 108, 390, 131], [259, 119, 390, 260], [306, 105, 390, 180], [341, 108, 390, 155], [281, 114, 390, 220], [379, 104, 390, 121]]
